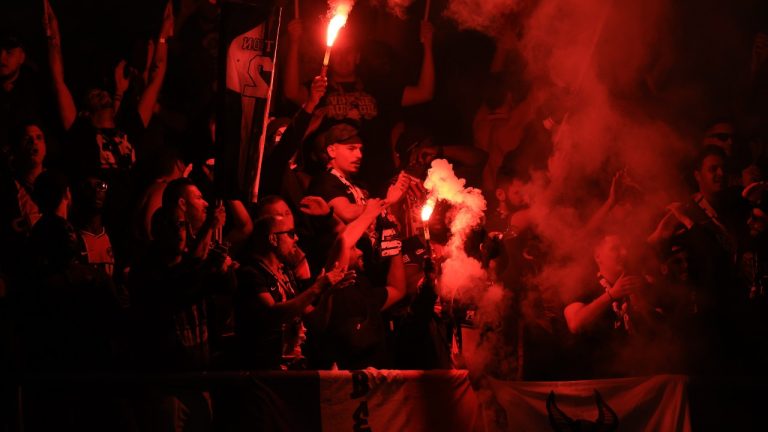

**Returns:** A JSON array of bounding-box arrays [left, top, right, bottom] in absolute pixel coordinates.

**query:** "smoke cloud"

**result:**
[[424, 159, 488, 299], [439, 0, 722, 377], [371, 0, 416, 20], [444, 0, 524, 35], [327, 0, 355, 17]]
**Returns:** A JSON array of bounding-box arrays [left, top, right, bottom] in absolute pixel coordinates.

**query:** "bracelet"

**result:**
[[113, 94, 123, 101], [605, 287, 614, 301]]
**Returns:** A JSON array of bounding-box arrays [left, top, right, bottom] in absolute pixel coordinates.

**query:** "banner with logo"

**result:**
[[482, 374, 691, 431], [318, 369, 485, 432], [215, 0, 279, 201]]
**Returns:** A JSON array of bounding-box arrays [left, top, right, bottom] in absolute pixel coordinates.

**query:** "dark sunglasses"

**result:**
[[273, 229, 298, 239]]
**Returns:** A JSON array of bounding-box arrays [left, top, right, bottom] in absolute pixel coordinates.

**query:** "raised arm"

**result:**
[[401, 21, 434, 107], [223, 199, 254, 253], [137, 0, 173, 127], [283, 19, 309, 106], [44, 0, 77, 130]]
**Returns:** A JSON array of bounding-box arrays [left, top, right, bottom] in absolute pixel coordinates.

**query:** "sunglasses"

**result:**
[[273, 229, 298, 239]]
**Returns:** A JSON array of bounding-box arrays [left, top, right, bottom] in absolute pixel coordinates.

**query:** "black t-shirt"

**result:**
[[306, 169, 360, 204], [321, 273, 390, 370], [566, 282, 630, 379], [65, 109, 145, 177], [128, 252, 212, 371], [234, 257, 302, 369]]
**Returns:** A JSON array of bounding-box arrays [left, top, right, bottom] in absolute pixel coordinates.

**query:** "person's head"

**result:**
[[693, 145, 727, 199], [150, 206, 188, 257], [11, 123, 46, 170], [594, 234, 627, 279], [32, 170, 70, 217], [254, 195, 293, 222], [660, 245, 689, 283], [83, 86, 114, 115], [702, 120, 735, 156], [152, 147, 186, 180], [162, 177, 208, 233], [0, 34, 25, 82], [495, 171, 530, 213], [322, 123, 363, 176], [250, 214, 299, 262], [72, 174, 108, 214], [329, 36, 360, 81], [394, 125, 438, 177]]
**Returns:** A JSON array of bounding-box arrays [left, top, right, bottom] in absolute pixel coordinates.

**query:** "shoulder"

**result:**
[[236, 262, 277, 294]]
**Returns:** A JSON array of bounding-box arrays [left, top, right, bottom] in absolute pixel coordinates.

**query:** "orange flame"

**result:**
[[421, 199, 435, 222], [326, 13, 348, 47]]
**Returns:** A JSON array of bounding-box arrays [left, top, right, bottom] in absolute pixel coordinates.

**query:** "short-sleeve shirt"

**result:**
[[65, 109, 144, 177], [566, 281, 630, 378], [306, 169, 363, 205], [321, 273, 390, 370], [234, 258, 302, 369]]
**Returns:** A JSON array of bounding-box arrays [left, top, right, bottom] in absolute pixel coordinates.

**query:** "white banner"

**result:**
[[483, 374, 691, 432], [319, 369, 484, 432]]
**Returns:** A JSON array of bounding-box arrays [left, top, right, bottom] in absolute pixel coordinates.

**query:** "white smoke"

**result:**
[[371, 0, 416, 19], [424, 159, 489, 300], [444, 0, 523, 35]]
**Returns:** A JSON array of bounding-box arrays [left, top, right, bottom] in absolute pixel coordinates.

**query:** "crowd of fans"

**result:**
[[2, 0, 768, 430]]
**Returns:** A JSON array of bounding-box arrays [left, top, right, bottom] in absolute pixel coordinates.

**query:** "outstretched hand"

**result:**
[[307, 75, 328, 107], [299, 196, 331, 217], [160, 0, 174, 39], [385, 172, 412, 206], [43, 0, 61, 45], [114, 60, 131, 96]]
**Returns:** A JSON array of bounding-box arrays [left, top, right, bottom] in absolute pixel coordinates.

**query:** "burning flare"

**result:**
[[326, 13, 348, 48], [321, 1, 355, 76], [421, 199, 435, 222]]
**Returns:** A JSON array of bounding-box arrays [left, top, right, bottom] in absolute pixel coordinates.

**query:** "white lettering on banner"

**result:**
[[225, 24, 274, 152], [226, 24, 274, 98]]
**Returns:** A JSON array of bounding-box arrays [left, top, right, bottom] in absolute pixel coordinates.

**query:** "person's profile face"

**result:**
[[695, 155, 725, 196], [0, 46, 25, 79], [329, 142, 363, 175], [183, 185, 208, 232], [271, 217, 298, 260]]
